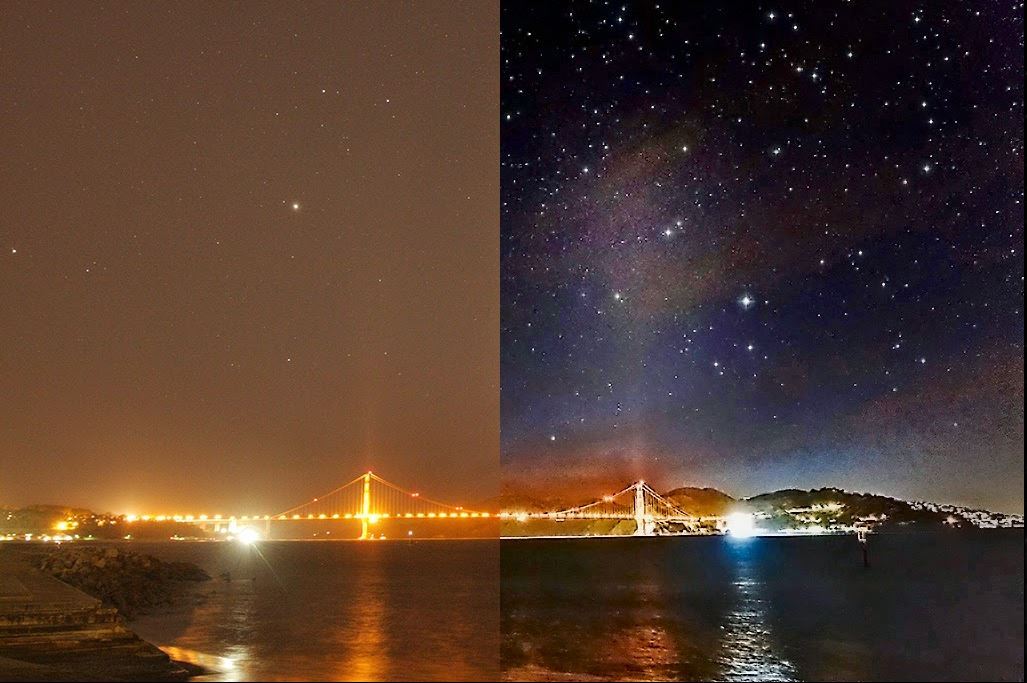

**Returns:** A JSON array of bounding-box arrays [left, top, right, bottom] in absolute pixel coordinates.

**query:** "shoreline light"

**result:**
[[726, 512, 756, 538]]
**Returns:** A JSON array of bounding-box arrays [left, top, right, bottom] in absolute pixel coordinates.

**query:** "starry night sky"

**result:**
[[1, 1, 498, 513], [500, 1, 1023, 512]]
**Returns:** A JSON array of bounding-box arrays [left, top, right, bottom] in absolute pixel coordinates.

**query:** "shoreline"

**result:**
[[500, 526, 1025, 540], [0, 546, 212, 682]]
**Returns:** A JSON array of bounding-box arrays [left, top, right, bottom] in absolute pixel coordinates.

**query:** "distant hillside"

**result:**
[[488, 492, 594, 514], [500, 484, 1023, 536], [741, 487, 949, 530], [664, 487, 736, 516], [1, 506, 209, 540]]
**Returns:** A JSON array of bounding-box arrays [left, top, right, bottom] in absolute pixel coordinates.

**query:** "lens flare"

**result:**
[[726, 512, 756, 538]]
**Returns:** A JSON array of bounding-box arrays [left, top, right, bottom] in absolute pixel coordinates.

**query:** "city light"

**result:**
[[236, 527, 261, 545], [726, 512, 756, 538]]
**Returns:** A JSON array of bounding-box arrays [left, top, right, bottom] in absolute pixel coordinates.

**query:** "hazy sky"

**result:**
[[1, 1, 498, 514]]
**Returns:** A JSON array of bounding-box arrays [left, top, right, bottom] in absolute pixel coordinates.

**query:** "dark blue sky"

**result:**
[[500, 1, 1023, 512]]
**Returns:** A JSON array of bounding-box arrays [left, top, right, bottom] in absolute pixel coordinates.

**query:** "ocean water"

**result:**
[[501, 531, 1024, 681], [127, 540, 499, 681]]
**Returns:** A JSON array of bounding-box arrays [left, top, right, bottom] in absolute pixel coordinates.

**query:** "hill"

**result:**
[[664, 487, 737, 516]]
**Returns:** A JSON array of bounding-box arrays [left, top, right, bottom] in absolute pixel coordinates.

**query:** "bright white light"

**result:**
[[236, 527, 261, 545], [726, 512, 755, 538]]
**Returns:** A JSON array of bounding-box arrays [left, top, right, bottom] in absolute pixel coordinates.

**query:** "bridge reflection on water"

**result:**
[[129, 540, 499, 681]]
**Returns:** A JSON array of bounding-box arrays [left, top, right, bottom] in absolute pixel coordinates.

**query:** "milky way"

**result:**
[[500, 1, 1023, 512]]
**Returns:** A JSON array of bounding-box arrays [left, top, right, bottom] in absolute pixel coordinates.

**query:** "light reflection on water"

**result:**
[[126, 540, 499, 682], [501, 532, 1024, 682], [159, 645, 242, 678], [718, 540, 795, 681], [334, 554, 386, 682]]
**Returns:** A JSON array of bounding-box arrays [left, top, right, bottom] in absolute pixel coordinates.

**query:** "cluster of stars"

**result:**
[[500, 1, 1023, 503]]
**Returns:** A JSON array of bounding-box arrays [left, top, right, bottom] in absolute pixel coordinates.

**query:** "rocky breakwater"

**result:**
[[37, 547, 210, 619], [1, 547, 205, 681]]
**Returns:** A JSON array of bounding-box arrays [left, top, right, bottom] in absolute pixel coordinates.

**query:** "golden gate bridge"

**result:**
[[498, 480, 701, 536], [126, 471, 490, 540]]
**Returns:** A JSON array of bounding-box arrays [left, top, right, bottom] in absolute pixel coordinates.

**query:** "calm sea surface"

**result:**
[[501, 531, 1024, 682], [127, 540, 499, 681]]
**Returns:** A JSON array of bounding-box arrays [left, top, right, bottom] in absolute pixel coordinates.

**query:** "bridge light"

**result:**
[[126, 515, 138, 523], [292, 515, 301, 520], [404, 513, 413, 518], [307, 514, 314, 520], [482, 512, 490, 518], [368, 514, 380, 525], [332, 514, 340, 519], [416, 513, 425, 518], [344, 513, 353, 519], [199, 515, 208, 521], [318, 514, 327, 519]]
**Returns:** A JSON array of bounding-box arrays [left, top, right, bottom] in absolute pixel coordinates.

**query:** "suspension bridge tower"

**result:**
[[360, 471, 372, 539], [633, 481, 654, 536]]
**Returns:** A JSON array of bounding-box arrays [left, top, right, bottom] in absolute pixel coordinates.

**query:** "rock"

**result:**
[[36, 547, 209, 619]]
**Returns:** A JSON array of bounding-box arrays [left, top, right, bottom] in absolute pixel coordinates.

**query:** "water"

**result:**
[[501, 531, 1024, 681], [127, 540, 499, 681]]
